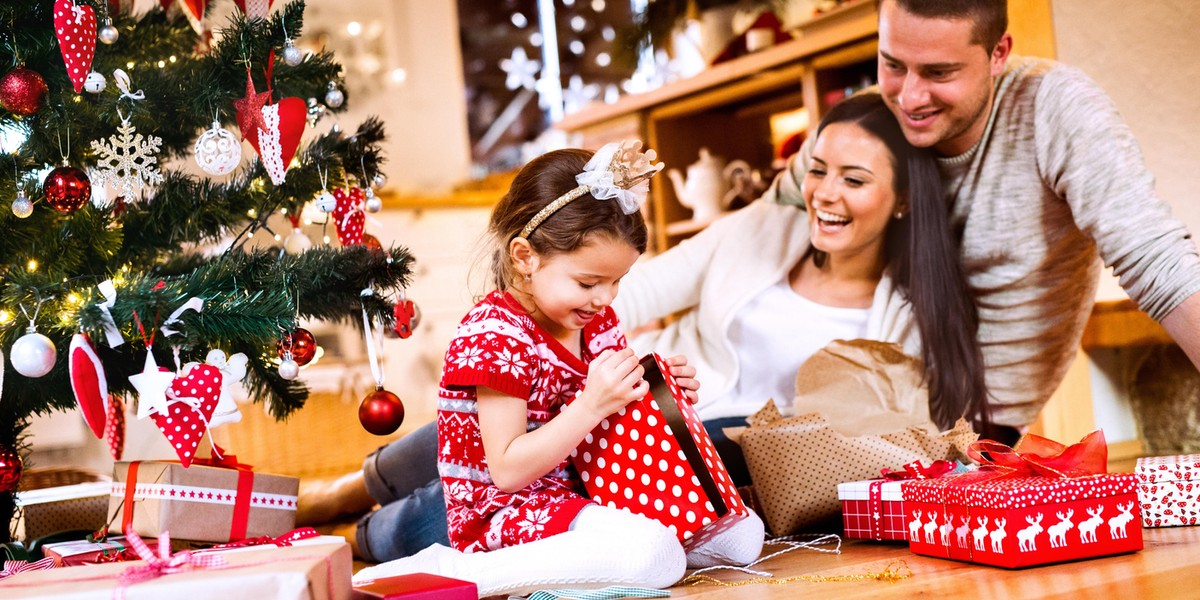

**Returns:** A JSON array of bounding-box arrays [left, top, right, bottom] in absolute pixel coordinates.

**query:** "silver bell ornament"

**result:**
[[324, 82, 344, 108], [278, 355, 300, 380], [283, 227, 313, 254], [84, 71, 106, 94], [11, 325, 56, 378], [364, 187, 382, 213], [315, 190, 337, 213], [282, 39, 303, 67], [11, 190, 33, 218], [99, 19, 119, 45]]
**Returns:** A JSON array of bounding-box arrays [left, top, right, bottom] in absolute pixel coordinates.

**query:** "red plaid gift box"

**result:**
[[351, 573, 477, 599], [569, 354, 750, 549], [902, 431, 1142, 568], [1135, 454, 1200, 528], [838, 479, 907, 541]]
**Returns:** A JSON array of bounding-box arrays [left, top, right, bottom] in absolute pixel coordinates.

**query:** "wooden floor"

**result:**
[[665, 527, 1200, 598]]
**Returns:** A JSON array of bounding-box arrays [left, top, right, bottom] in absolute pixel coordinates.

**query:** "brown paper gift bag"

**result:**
[[738, 339, 977, 536]]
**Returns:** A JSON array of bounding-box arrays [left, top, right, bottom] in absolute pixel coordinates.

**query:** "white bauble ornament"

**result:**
[[364, 188, 382, 213], [84, 72, 106, 94], [11, 327, 56, 378], [193, 120, 242, 176], [324, 82, 344, 108], [282, 40, 303, 67], [99, 19, 119, 45], [315, 190, 337, 213], [12, 191, 33, 218], [278, 357, 299, 380], [283, 227, 312, 254]]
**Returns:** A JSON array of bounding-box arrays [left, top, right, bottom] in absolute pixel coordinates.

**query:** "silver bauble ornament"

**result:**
[[99, 20, 119, 45], [11, 326, 56, 378], [315, 190, 337, 213], [11, 191, 33, 218], [193, 120, 243, 176], [371, 172, 387, 189], [283, 227, 313, 254], [324, 82, 344, 108], [364, 188, 382, 213], [282, 40, 303, 67], [84, 71, 106, 94], [278, 357, 300, 380]]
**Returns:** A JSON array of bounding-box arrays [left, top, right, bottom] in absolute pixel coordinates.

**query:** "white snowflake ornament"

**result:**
[[90, 117, 163, 199], [193, 119, 242, 176]]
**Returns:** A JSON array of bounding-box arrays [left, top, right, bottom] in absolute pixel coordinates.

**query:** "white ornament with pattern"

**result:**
[[193, 119, 243, 176]]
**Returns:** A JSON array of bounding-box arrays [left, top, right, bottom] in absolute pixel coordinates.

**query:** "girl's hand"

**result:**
[[579, 348, 648, 420], [663, 354, 700, 404]]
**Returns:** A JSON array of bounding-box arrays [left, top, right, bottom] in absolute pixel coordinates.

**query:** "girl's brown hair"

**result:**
[[488, 148, 648, 290]]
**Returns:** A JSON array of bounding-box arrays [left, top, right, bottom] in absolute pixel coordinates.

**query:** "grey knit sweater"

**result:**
[[767, 55, 1200, 428]]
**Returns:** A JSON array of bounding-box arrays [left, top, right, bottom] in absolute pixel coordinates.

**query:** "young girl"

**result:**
[[353, 141, 764, 596]]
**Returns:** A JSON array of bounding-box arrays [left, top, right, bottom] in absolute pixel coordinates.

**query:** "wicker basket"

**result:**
[[18, 467, 110, 492]]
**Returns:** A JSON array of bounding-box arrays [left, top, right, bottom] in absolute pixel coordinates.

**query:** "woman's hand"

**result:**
[[663, 354, 700, 404], [578, 348, 648, 420]]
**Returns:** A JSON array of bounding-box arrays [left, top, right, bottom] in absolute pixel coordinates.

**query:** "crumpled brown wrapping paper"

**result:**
[[737, 339, 977, 536]]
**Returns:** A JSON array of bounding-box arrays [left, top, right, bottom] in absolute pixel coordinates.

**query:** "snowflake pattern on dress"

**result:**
[[90, 118, 163, 199]]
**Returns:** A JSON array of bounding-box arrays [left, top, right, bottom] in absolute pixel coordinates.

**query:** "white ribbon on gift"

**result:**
[[97, 279, 126, 347], [160, 297, 204, 338]]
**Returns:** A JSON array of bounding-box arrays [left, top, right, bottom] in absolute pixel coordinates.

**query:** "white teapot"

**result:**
[[667, 148, 751, 222]]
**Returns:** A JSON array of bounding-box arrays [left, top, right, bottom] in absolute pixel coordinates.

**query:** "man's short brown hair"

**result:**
[[878, 0, 1008, 50]]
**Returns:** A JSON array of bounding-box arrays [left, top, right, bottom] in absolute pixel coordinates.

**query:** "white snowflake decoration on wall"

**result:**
[[90, 118, 163, 199]]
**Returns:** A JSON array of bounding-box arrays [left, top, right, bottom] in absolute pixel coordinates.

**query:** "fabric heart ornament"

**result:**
[[150, 364, 222, 467], [232, 0, 274, 19], [69, 333, 109, 439], [252, 97, 306, 185], [106, 394, 125, 460], [331, 187, 365, 245], [53, 0, 97, 93], [177, 0, 208, 35]]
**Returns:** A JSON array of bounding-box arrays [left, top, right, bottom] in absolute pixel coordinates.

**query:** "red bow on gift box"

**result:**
[[116, 532, 227, 599], [881, 459, 957, 481], [968, 430, 1108, 478]]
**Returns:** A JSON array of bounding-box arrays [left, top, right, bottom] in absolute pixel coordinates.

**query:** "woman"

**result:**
[[299, 93, 989, 563]]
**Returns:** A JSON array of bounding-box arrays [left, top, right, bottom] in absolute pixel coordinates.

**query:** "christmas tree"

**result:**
[[0, 0, 413, 542]]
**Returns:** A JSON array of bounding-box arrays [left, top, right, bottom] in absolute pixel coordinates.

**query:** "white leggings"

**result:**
[[352, 505, 763, 597]]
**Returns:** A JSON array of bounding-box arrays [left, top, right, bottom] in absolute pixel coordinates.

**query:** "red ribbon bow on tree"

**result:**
[[880, 459, 957, 481], [967, 430, 1108, 478]]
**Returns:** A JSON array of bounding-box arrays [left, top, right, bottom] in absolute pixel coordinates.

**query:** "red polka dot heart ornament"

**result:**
[[150, 364, 223, 468], [53, 0, 97, 94]]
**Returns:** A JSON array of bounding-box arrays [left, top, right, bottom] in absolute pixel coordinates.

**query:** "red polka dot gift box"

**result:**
[[109, 460, 299, 544], [1135, 454, 1200, 528], [902, 431, 1143, 568], [569, 354, 751, 550]]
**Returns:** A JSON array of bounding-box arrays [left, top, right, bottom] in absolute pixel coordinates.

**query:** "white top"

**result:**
[[723, 279, 870, 417]]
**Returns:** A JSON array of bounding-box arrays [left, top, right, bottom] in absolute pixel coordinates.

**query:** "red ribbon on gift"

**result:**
[[967, 430, 1108, 479], [115, 532, 227, 600], [0, 558, 55, 581], [204, 527, 320, 551], [881, 459, 956, 481]]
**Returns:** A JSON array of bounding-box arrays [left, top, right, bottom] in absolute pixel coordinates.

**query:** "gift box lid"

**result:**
[[15, 482, 111, 506], [903, 472, 1138, 510], [1135, 455, 1200, 484], [837, 479, 904, 501]]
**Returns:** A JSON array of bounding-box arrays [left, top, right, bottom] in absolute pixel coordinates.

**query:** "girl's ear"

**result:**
[[509, 237, 537, 276]]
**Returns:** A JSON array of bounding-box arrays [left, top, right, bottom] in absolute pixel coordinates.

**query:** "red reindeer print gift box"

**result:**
[[902, 431, 1142, 568], [1135, 454, 1200, 528], [570, 354, 751, 550]]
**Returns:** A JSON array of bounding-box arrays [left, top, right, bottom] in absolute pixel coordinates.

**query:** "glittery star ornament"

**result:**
[[233, 69, 271, 146]]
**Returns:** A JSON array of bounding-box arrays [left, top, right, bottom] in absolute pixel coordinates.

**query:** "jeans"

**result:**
[[355, 415, 753, 561]]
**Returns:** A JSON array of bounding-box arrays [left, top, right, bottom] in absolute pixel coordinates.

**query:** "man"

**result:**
[[768, 0, 1200, 439]]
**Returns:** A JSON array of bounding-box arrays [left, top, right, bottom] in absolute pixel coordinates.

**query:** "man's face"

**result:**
[[876, 0, 1010, 156]]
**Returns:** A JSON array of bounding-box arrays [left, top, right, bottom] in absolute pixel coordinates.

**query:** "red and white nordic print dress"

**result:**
[[437, 290, 627, 553]]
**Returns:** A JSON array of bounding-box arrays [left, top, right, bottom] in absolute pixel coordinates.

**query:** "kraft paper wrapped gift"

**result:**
[[110, 460, 299, 543], [0, 536, 352, 600], [14, 482, 111, 543], [570, 353, 751, 549], [738, 340, 976, 536], [1135, 454, 1200, 528]]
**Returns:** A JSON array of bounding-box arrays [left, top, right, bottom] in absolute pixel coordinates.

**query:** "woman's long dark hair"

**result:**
[[815, 93, 989, 432]]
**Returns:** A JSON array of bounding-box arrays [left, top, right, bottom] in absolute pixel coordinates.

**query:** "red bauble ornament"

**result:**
[[0, 67, 48, 116], [0, 443, 22, 493], [359, 387, 405, 435], [43, 166, 92, 213], [362, 233, 382, 251], [276, 328, 317, 366]]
